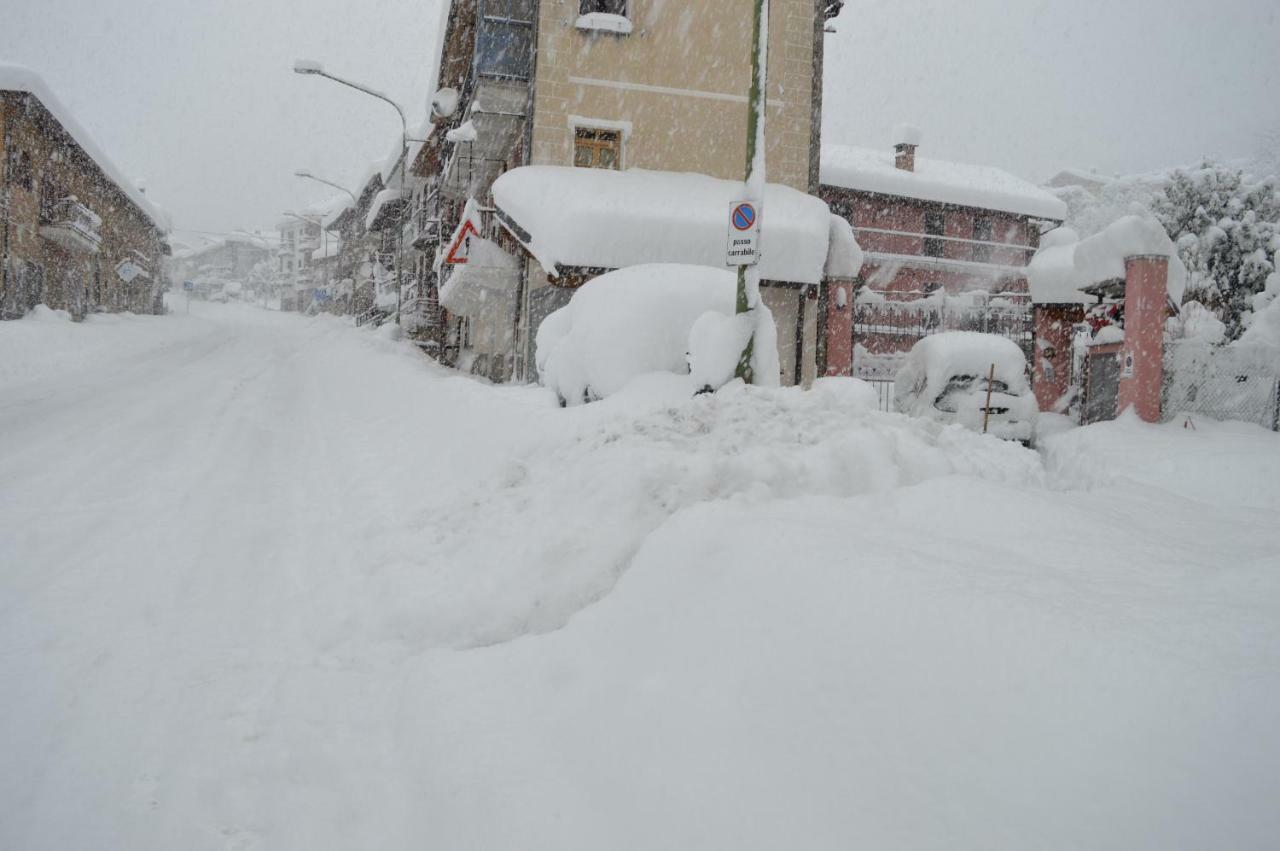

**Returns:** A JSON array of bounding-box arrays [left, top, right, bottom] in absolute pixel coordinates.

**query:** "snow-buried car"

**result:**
[[893, 332, 1039, 444]]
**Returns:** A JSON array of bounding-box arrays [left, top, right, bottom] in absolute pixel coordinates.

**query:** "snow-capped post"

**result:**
[[732, 0, 769, 383]]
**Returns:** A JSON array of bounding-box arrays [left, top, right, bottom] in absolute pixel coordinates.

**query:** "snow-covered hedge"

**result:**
[[535, 265, 779, 405]]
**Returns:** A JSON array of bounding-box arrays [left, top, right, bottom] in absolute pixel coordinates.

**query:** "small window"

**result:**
[[923, 211, 945, 258], [581, 0, 628, 15], [574, 127, 622, 170], [6, 150, 34, 191], [972, 216, 994, 263]]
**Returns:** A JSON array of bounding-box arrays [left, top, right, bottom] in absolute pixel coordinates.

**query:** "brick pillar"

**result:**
[[1032, 304, 1085, 411], [1117, 255, 1168, 423], [824, 282, 854, 377]]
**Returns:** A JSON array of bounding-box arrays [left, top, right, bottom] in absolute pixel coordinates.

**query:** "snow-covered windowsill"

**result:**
[[575, 13, 633, 35]]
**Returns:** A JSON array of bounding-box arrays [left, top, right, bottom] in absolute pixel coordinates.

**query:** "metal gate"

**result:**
[[1082, 348, 1121, 425]]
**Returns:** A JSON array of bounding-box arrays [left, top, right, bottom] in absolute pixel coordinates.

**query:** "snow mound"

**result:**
[[337, 382, 1044, 653], [536, 264, 779, 405]]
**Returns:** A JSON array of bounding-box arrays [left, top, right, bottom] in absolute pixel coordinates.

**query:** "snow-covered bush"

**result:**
[[894, 332, 1038, 442], [535, 264, 778, 406], [1152, 162, 1280, 340]]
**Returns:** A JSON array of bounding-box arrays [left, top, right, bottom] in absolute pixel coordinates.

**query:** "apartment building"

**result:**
[[1, 65, 169, 319], [418, 0, 846, 383]]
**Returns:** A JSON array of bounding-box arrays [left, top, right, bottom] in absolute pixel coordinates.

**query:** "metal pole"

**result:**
[[734, 0, 768, 383]]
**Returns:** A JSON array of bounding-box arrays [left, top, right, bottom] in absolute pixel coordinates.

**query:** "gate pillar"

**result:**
[[1117, 255, 1168, 423], [825, 283, 854, 377]]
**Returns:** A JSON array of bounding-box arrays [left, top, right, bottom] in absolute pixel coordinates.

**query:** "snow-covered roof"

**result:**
[[1027, 216, 1187, 305], [821, 144, 1068, 221], [0, 63, 169, 232], [492, 167, 840, 285], [365, 188, 408, 231]]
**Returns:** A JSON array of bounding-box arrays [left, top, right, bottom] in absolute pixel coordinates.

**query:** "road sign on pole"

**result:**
[[725, 201, 760, 267], [445, 220, 480, 265]]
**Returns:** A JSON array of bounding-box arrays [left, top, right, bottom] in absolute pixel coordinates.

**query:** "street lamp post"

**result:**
[[294, 60, 410, 326]]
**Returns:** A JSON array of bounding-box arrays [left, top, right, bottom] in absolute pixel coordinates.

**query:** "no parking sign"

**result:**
[[725, 201, 760, 267]]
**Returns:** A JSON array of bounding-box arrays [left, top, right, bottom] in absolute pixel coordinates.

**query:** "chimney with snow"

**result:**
[[893, 124, 922, 172]]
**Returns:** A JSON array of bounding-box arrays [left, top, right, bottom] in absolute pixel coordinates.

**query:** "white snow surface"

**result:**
[[821, 143, 1068, 220], [0, 63, 168, 231], [1028, 214, 1188, 304], [492, 166, 837, 284], [3, 301, 1279, 850]]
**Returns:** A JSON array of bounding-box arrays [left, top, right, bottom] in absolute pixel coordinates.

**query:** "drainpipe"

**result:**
[[1, 102, 11, 311]]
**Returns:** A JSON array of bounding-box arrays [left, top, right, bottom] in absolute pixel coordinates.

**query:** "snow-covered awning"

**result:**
[[491, 166, 840, 285], [1027, 216, 1187, 306], [821, 144, 1067, 221]]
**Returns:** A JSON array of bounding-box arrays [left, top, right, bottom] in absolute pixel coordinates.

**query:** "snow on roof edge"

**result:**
[[0, 63, 170, 233], [821, 144, 1067, 221]]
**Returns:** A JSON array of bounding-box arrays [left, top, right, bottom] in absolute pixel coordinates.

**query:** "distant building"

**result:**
[[170, 234, 274, 299], [819, 129, 1067, 375], [1, 65, 170, 319]]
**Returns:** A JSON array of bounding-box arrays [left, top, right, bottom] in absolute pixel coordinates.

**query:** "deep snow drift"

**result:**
[[2, 302, 1278, 850]]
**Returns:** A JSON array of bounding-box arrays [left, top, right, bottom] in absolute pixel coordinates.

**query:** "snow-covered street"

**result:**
[[2, 303, 1279, 850]]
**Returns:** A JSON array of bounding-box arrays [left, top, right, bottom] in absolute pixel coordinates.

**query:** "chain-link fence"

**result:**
[[1164, 341, 1280, 430]]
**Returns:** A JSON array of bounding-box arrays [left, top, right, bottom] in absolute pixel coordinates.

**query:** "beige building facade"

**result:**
[[424, 0, 838, 384], [2, 72, 169, 320], [528, 0, 821, 192]]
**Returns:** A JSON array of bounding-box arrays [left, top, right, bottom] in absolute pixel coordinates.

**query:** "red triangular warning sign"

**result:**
[[445, 220, 480, 265]]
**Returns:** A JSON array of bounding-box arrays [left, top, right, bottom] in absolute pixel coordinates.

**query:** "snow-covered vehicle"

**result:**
[[535, 264, 778, 406], [893, 332, 1038, 443]]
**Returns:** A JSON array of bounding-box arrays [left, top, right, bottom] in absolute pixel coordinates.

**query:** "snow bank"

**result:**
[[0, 63, 168, 231], [1028, 215, 1188, 304], [492, 166, 835, 284], [821, 143, 1067, 220], [0, 303, 199, 391], [536, 264, 778, 404]]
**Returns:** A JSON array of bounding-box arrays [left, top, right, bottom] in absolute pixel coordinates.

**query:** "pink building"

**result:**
[[818, 130, 1067, 376]]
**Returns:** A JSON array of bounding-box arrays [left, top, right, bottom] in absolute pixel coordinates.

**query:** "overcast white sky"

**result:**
[[2, 0, 1277, 241]]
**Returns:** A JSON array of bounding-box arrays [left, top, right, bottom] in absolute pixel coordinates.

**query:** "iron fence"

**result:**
[[853, 303, 1034, 362]]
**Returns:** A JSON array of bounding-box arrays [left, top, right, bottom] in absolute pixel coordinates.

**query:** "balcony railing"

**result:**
[[38, 197, 102, 254]]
